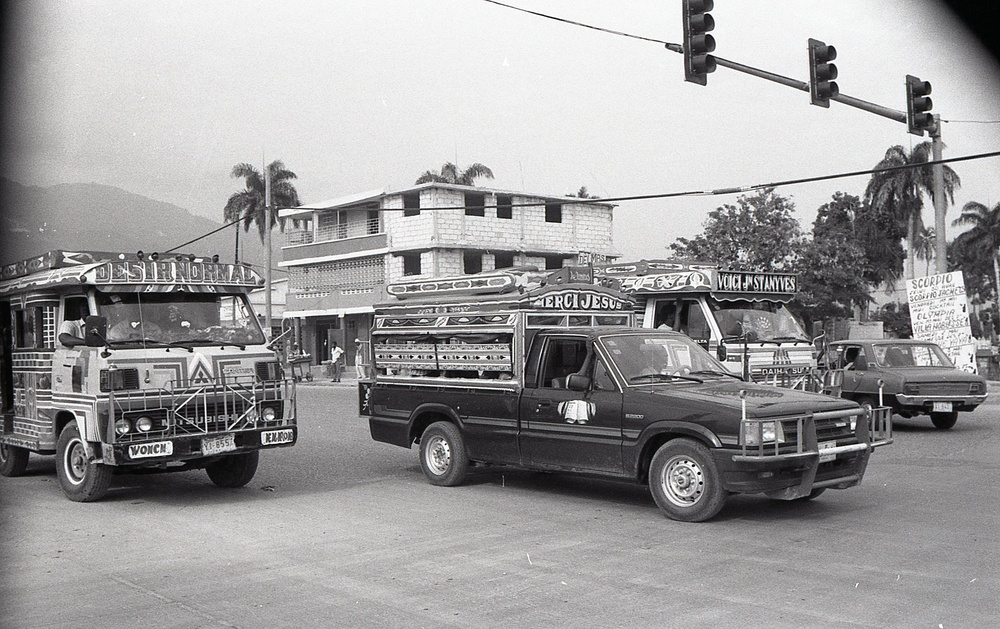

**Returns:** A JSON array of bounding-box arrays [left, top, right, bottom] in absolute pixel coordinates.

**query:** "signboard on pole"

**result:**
[[906, 271, 977, 373]]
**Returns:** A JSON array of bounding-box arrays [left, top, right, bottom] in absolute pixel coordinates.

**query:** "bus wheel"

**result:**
[[206, 451, 259, 488], [0, 443, 30, 477], [56, 420, 112, 502]]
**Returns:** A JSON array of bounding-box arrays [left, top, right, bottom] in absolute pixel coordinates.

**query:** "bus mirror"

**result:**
[[84, 315, 108, 347], [717, 344, 727, 362]]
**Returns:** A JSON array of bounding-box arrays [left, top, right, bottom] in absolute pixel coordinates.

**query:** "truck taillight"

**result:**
[[101, 368, 140, 392]]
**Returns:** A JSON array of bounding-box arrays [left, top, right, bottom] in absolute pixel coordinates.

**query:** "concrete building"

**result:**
[[277, 183, 619, 367]]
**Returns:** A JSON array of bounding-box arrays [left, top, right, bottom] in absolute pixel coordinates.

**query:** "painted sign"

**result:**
[[906, 271, 977, 373], [716, 271, 797, 295], [85, 260, 261, 287], [528, 288, 631, 311]]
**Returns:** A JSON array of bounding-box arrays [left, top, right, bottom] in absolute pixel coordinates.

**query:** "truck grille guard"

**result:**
[[734, 403, 892, 463], [105, 375, 296, 444]]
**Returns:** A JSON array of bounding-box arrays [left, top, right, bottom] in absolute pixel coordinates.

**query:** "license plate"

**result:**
[[932, 401, 953, 413], [128, 441, 173, 459], [818, 441, 837, 464], [202, 433, 236, 455], [261, 429, 294, 446]]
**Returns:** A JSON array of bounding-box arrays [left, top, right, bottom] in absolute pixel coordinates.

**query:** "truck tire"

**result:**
[[419, 421, 468, 486], [206, 451, 259, 488], [0, 443, 31, 477], [56, 420, 113, 502], [649, 439, 726, 522], [930, 411, 958, 430]]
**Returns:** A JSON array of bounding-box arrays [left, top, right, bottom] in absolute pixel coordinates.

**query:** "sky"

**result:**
[[3, 0, 999, 263]]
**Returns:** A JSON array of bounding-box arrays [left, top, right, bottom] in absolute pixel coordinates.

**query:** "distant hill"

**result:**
[[0, 178, 273, 272]]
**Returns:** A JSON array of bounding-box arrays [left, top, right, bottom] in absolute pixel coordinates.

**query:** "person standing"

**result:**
[[354, 338, 368, 379], [330, 341, 345, 382]]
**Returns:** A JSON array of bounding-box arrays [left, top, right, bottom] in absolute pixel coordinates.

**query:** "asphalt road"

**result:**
[[1, 382, 998, 629]]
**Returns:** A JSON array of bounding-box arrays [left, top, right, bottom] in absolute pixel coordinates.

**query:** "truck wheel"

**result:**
[[419, 421, 468, 486], [930, 411, 958, 430], [0, 443, 30, 477], [56, 420, 112, 502], [649, 439, 726, 522], [206, 451, 259, 488]]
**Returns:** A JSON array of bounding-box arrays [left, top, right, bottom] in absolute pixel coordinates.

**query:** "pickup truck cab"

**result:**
[[362, 269, 890, 521]]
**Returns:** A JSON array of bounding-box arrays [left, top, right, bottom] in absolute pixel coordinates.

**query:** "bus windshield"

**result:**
[[713, 301, 809, 343], [95, 292, 266, 346]]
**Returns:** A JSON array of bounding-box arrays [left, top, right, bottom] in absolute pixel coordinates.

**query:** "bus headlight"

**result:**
[[115, 419, 131, 435], [260, 406, 278, 421], [135, 416, 155, 432]]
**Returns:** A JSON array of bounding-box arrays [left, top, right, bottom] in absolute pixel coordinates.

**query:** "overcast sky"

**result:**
[[3, 0, 999, 262]]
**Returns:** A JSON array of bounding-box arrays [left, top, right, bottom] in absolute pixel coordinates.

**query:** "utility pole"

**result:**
[[930, 115, 947, 274], [265, 163, 273, 336]]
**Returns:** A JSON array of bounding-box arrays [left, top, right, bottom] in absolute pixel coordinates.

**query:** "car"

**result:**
[[825, 339, 988, 429]]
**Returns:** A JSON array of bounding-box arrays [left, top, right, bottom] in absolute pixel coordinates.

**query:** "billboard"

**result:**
[[906, 271, 977, 373]]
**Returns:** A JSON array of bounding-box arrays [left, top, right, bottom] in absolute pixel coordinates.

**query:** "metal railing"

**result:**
[[285, 216, 383, 246]]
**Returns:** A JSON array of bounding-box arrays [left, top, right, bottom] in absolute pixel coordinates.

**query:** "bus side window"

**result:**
[[680, 301, 711, 342], [653, 300, 677, 330], [14, 308, 40, 349]]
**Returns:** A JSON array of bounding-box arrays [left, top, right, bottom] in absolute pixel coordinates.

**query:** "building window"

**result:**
[[494, 252, 514, 269], [403, 192, 420, 217], [367, 209, 380, 235], [545, 202, 562, 223], [496, 194, 513, 219], [464, 251, 483, 274], [465, 192, 485, 217], [402, 253, 422, 276], [545, 255, 563, 270]]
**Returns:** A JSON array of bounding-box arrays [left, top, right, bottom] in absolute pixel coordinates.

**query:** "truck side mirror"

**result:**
[[717, 344, 727, 362], [566, 374, 591, 391], [84, 315, 108, 347]]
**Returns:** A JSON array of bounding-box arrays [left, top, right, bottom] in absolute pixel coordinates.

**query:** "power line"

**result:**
[[480, 0, 672, 46]]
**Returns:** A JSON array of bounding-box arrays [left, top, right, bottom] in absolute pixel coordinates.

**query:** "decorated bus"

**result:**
[[0, 250, 297, 501], [594, 260, 819, 389]]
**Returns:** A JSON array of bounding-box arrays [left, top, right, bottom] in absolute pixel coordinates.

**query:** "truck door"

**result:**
[[518, 336, 624, 474]]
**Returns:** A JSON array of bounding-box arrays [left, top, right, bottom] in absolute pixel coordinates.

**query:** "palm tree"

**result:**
[[914, 226, 936, 276], [952, 200, 1000, 307], [415, 162, 494, 186], [224, 161, 301, 258], [864, 143, 960, 280]]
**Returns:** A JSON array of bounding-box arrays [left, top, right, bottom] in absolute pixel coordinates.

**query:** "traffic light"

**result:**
[[682, 0, 716, 85], [906, 75, 934, 135], [808, 38, 838, 107]]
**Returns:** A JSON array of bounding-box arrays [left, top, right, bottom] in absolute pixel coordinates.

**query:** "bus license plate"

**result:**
[[261, 429, 294, 446], [932, 401, 952, 413], [818, 441, 836, 463], [202, 434, 236, 456]]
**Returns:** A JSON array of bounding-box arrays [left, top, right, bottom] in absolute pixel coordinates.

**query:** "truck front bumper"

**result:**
[[99, 426, 297, 466]]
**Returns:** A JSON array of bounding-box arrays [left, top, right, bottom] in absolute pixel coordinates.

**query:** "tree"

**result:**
[[951, 200, 1000, 306], [914, 226, 936, 276], [668, 188, 802, 271], [415, 162, 494, 186], [792, 193, 872, 327], [224, 160, 301, 254], [567, 186, 598, 199], [864, 143, 960, 281]]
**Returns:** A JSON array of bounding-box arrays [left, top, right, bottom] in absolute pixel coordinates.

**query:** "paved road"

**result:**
[[2, 382, 998, 628]]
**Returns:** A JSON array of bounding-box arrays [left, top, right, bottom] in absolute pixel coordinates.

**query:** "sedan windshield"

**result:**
[[874, 343, 954, 368], [601, 333, 732, 384], [96, 292, 265, 346]]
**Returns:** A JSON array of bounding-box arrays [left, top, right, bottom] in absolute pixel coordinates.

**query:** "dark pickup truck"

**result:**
[[365, 327, 890, 522]]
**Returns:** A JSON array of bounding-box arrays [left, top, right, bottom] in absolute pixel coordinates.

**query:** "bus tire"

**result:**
[[56, 420, 112, 502], [0, 443, 30, 477], [206, 451, 259, 488]]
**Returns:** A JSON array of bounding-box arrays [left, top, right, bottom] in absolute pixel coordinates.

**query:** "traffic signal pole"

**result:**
[[931, 115, 947, 274]]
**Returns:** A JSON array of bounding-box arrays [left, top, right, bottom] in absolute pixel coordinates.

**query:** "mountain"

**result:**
[[0, 178, 272, 271]]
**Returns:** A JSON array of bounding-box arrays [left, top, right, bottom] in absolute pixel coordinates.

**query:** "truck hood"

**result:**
[[637, 380, 860, 419]]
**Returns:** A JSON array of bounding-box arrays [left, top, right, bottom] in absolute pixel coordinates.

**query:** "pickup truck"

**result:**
[[365, 323, 889, 522]]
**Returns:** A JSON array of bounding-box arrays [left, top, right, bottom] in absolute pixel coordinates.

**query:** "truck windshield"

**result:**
[[95, 293, 265, 346], [713, 301, 809, 342], [602, 333, 732, 383]]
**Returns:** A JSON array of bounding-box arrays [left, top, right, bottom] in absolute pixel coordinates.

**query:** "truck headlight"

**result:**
[[260, 406, 278, 421], [115, 419, 131, 435], [742, 420, 785, 446], [135, 416, 155, 432]]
